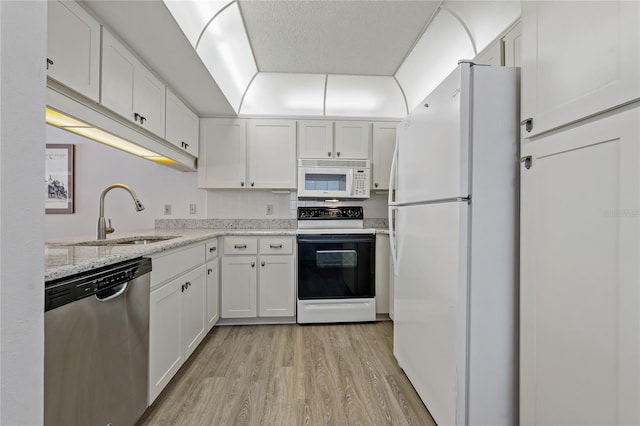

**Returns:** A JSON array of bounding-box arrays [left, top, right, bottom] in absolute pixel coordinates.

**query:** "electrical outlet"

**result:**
[[266, 204, 273, 215], [189, 204, 197, 215], [164, 204, 172, 215]]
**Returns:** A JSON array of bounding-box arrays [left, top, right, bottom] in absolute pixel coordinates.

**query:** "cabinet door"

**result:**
[[371, 122, 397, 190], [520, 107, 640, 425], [502, 21, 521, 68], [181, 266, 206, 360], [133, 65, 166, 138], [375, 234, 390, 314], [334, 121, 370, 159], [247, 119, 297, 189], [521, 1, 639, 137], [101, 29, 135, 122], [298, 120, 334, 159], [258, 255, 295, 317], [149, 277, 183, 404], [47, 0, 100, 101], [199, 118, 247, 188], [206, 258, 220, 331], [165, 89, 199, 157], [221, 256, 257, 318]]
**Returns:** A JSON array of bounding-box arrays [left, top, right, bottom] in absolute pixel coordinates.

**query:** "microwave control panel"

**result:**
[[353, 170, 368, 197]]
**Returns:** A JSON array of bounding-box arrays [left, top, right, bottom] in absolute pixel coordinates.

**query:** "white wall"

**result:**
[[0, 1, 46, 424], [45, 125, 207, 240], [207, 189, 389, 219]]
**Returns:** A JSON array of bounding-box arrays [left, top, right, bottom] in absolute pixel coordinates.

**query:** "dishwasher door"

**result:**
[[44, 258, 151, 426]]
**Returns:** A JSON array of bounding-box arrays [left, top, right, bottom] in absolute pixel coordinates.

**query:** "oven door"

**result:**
[[297, 234, 375, 299], [297, 167, 354, 199]]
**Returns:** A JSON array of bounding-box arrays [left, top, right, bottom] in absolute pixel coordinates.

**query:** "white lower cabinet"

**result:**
[[148, 239, 217, 404], [221, 236, 295, 319]]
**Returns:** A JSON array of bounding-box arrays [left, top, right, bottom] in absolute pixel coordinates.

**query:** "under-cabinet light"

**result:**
[[45, 107, 172, 163]]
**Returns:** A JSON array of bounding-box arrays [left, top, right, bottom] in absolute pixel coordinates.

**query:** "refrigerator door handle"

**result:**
[[388, 134, 399, 205], [388, 206, 399, 276]]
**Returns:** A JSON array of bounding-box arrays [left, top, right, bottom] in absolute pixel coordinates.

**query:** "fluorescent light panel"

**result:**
[[45, 107, 174, 164]]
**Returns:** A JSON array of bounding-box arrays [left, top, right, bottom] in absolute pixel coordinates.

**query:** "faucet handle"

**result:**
[[106, 219, 115, 235]]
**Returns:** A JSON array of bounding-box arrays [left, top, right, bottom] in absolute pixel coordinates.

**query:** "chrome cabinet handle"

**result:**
[[251, 262, 255, 268], [234, 244, 247, 249], [520, 117, 533, 133], [240, 181, 245, 187], [207, 268, 213, 275], [251, 182, 255, 187], [46, 58, 54, 69], [328, 151, 332, 157], [209, 247, 217, 253], [269, 244, 282, 249], [336, 151, 341, 157], [261, 261, 265, 267], [374, 183, 379, 188]]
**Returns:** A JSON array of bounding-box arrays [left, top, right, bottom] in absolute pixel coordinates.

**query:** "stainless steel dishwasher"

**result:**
[[44, 257, 151, 426]]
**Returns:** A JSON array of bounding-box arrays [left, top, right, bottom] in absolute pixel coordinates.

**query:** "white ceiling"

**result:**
[[81, 0, 520, 118], [238, 0, 440, 76]]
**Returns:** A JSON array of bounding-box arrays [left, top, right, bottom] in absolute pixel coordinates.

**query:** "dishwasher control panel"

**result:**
[[45, 257, 151, 311]]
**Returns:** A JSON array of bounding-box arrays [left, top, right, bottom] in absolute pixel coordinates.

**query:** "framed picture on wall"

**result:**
[[45, 144, 74, 214]]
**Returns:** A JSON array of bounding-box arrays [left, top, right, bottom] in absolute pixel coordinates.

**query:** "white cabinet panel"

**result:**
[[149, 276, 183, 404], [47, 0, 100, 101], [221, 256, 257, 318], [298, 120, 334, 159], [198, 118, 247, 188], [206, 258, 220, 331], [258, 255, 295, 317], [520, 106, 640, 425], [181, 266, 206, 360], [101, 29, 165, 138], [165, 89, 199, 157], [372, 122, 397, 190], [521, 1, 639, 137], [334, 121, 370, 159], [247, 119, 297, 189]]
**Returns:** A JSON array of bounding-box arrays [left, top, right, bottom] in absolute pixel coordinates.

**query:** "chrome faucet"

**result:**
[[97, 184, 145, 239]]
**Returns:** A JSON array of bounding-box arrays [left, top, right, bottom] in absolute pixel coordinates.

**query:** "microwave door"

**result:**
[[346, 169, 354, 197]]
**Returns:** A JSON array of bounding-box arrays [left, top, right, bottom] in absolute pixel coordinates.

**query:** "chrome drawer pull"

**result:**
[[234, 244, 247, 249], [209, 247, 217, 252], [269, 244, 283, 249]]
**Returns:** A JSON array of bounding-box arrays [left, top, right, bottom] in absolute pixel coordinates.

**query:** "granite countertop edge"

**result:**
[[46, 227, 388, 281]]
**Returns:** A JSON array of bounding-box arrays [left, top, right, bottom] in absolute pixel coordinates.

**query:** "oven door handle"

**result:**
[[297, 236, 374, 244]]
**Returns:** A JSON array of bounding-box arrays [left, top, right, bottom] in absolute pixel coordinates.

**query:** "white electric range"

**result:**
[[296, 207, 376, 323]]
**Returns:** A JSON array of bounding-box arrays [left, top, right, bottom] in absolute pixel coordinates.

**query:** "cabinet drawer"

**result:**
[[151, 244, 204, 288], [223, 237, 258, 255], [259, 237, 293, 255], [205, 239, 218, 261]]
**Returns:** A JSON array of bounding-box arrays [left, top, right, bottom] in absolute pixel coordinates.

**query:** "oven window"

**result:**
[[304, 173, 347, 191], [297, 235, 374, 300]]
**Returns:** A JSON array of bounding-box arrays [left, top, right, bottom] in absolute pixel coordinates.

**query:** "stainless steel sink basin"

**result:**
[[67, 236, 179, 246]]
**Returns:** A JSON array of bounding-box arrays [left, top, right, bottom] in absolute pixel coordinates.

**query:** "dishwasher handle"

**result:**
[[95, 282, 128, 302]]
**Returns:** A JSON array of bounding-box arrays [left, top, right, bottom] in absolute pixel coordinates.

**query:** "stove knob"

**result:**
[[346, 209, 354, 217], [354, 210, 362, 218]]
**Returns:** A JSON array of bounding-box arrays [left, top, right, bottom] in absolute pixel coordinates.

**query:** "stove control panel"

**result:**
[[297, 206, 363, 220]]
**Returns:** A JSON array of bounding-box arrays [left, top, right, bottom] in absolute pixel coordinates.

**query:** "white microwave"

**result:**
[[297, 159, 370, 199]]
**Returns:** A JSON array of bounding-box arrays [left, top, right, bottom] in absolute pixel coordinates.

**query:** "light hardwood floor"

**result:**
[[138, 321, 435, 426]]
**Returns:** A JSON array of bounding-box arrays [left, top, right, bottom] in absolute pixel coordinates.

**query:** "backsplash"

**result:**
[[206, 189, 389, 219], [156, 218, 296, 230]]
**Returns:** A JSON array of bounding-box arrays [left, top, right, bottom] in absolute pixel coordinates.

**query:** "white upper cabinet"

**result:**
[[101, 28, 166, 138], [47, 0, 101, 102], [371, 122, 397, 190], [334, 121, 371, 159], [165, 89, 199, 157], [521, 1, 639, 137], [298, 121, 334, 159], [474, 21, 521, 68], [199, 118, 296, 189], [247, 119, 297, 189], [199, 118, 247, 188]]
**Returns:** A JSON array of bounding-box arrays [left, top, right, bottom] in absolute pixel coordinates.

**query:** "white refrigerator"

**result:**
[[388, 62, 519, 426]]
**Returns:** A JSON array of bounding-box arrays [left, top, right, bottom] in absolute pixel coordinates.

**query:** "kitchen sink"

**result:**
[[67, 236, 180, 246]]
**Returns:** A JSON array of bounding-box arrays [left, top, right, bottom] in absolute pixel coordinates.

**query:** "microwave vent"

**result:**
[[298, 159, 370, 168]]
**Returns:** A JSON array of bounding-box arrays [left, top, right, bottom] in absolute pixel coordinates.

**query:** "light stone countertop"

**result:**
[[45, 228, 296, 282]]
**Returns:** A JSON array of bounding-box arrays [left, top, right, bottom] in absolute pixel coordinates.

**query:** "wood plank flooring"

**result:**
[[138, 321, 435, 426]]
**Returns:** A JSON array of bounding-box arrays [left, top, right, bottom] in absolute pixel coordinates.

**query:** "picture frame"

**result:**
[[46, 144, 74, 214]]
